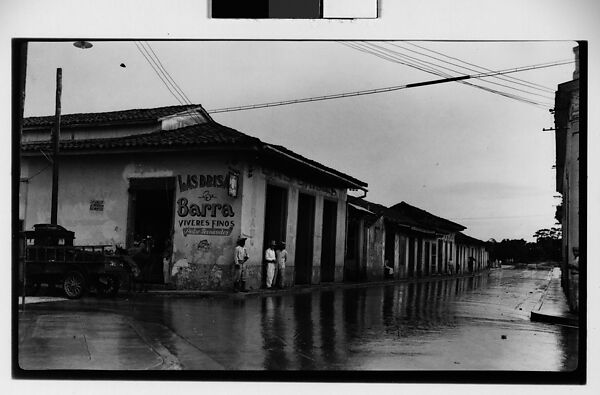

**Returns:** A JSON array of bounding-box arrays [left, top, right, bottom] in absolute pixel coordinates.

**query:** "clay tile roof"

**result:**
[[455, 232, 487, 245], [21, 121, 261, 152], [23, 104, 204, 128], [388, 202, 466, 233]]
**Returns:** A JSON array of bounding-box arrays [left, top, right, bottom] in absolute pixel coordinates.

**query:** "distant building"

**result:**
[[20, 104, 367, 290], [454, 232, 489, 273], [554, 45, 582, 312], [345, 197, 486, 282]]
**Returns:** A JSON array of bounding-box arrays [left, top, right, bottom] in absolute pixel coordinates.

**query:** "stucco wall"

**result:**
[[365, 217, 385, 281], [21, 151, 245, 290], [21, 152, 350, 291], [239, 165, 348, 289]]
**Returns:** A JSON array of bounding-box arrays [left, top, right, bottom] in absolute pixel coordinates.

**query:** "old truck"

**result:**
[[19, 224, 131, 299]]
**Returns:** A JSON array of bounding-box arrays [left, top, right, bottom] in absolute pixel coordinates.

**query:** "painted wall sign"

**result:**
[[89, 200, 104, 211], [176, 173, 238, 238], [178, 174, 227, 192]]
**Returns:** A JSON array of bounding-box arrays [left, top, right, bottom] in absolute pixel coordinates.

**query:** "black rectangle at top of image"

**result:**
[[212, 0, 269, 18], [212, 0, 322, 19]]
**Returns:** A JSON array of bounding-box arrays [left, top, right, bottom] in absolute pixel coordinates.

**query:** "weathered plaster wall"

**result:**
[[239, 165, 348, 289], [334, 195, 347, 282], [312, 195, 324, 284], [239, 162, 267, 290], [365, 217, 385, 281], [21, 152, 245, 290]]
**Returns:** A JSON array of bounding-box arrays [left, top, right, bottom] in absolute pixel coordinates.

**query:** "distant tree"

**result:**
[[532, 226, 562, 261]]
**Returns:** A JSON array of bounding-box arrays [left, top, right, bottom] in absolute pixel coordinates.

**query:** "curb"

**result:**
[[529, 268, 579, 328], [132, 271, 489, 299], [530, 311, 579, 327]]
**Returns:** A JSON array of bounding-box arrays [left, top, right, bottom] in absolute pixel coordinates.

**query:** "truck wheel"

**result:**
[[63, 271, 86, 299], [97, 275, 119, 298]]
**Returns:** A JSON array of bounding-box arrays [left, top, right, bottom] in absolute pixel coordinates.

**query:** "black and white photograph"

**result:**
[[3, 0, 597, 391], [14, 39, 584, 378]]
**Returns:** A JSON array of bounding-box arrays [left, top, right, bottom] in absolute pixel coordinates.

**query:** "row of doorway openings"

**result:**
[[387, 235, 453, 278], [126, 179, 339, 286], [263, 184, 338, 286]]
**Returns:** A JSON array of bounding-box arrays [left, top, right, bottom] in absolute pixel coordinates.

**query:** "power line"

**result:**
[[371, 42, 555, 100], [449, 214, 549, 220], [340, 41, 552, 108], [134, 42, 206, 126], [135, 41, 187, 105], [405, 41, 556, 92], [350, 41, 555, 108], [388, 42, 556, 95], [207, 59, 572, 114]]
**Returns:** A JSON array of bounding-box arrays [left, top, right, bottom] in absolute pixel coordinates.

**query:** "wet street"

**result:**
[[18, 267, 578, 371]]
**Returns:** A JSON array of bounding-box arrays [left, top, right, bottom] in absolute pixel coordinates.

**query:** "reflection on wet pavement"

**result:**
[[24, 269, 578, 371]]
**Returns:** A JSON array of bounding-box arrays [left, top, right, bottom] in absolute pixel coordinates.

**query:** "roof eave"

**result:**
[[262, 145, 368, 191]]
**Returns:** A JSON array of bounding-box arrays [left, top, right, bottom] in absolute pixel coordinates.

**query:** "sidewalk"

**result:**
[[137, 270, 486, 298], [17, 310, 181, 371], [530, 267, 579, 327]]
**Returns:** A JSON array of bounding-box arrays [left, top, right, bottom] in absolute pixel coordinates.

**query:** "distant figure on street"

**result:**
[[468, 256, 476, 272], [233, 237, 249, 292], [384, 259, 394, 279], [265, 240, 277, 288], [275, 241, 288, 288]]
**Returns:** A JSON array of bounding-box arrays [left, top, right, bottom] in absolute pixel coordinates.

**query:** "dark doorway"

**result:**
[[438, 239, 444, 273], [384, 224, 395, 278], [431, 242, 437, 274], [416, 237, 423, 277], [128, 177, 175, 284], [408, 236, 415, 277], [263, 184, 288, 286], [295, 193, 315, 285], [424, 241, 431, 276], [344, 213, 360, 282], [398, 234, 407, 278], [320, 199, 337, 283], [444, 240, 449, 273]]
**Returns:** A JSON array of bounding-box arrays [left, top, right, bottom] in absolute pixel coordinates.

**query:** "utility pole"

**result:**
[[50, 68, 62, 225]]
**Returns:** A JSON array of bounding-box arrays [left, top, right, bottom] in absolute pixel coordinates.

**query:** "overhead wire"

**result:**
[[387, 42, 556, 95], [134, 41, 206, 127], [142, 41, 208, 125], [207, 59, 572, 113], [339, 41, 552, 108], [371, 42, 555, 100], [405, 41, 556, 92], [350, 41, 555, 108]]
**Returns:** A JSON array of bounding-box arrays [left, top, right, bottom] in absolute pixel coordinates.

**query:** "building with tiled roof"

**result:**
[[19, 105, 367, 291], [344, 196, 486, 283]]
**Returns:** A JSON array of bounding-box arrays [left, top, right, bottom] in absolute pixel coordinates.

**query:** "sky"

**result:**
[[23, 40, 576, 242]]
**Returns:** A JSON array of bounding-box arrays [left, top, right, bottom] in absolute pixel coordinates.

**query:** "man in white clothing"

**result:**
[[265, 240, 277, 288], [275, 241, 288, 288], [233, 237, 249, 292]]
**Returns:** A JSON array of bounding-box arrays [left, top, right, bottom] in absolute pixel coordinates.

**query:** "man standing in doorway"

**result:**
[[275, 241, 288, 288], [265, 240, 277, 288], [233, 237, 249, 292]]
